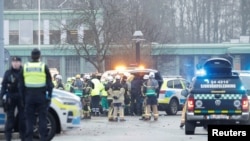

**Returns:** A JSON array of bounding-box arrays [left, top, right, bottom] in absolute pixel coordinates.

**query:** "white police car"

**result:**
[[0, 80, 82, 140], [157, 76, 190, 115]]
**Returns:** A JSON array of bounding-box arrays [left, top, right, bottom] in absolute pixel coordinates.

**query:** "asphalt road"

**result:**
[[52, 112, 208, 141]]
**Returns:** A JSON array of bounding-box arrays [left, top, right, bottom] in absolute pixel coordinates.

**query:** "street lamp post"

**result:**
[[133, 30, 144, 66], [38, 0, 41, 50]]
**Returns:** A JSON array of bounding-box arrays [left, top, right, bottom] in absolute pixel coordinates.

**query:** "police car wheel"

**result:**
[[33, 112, 57, 141], [166, 98, 178, 115]]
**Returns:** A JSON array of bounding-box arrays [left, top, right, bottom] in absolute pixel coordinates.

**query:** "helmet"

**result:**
[[149, 72, 155, 78], [115, 75, 121, 80], [84, 74, 91, 79], [67, 77, 72, 82], [56, 75, 62, 80], [76, 74, 81, 79], [143, 74, 149, 80], [107, 76, 113, 82]]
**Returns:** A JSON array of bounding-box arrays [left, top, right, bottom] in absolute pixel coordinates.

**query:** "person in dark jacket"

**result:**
[[130, 74, 143, 116], [0, 56, 25, 141], [19, 48, 54, 141]]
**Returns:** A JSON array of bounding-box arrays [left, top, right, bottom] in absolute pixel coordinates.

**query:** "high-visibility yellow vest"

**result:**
[[23, 62, 46, 88], [90, 78, 101, 96], [64, 82, 72, 92], [100, 82, 108, 97]]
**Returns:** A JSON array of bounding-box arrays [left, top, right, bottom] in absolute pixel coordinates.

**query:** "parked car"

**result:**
[[0, 80, 82, 141], [157, 76, 190, 115]]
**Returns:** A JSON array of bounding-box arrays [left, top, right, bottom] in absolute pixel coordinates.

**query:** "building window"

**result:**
[[33, 30, 44, 45], [46, 57, 60, 73], [19, 20, 33, 44], [9, 30, 19, 45], [66, 56, 80, 78], [84, 29, 94, 44], [9, 20, 19, 45], [67, 30, 78, 44], [50, 30, 61, 44], [180, 56, 194, 81]]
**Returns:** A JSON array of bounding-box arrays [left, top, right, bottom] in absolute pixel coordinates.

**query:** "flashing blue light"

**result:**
[[204, 79, 209, 84], [240, 86, 246, 91], [196, 69, 206, 76]]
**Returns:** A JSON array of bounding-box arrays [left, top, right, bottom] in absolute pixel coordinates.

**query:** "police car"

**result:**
[[158, 76, 190, 115], [0, 81, 82, 140], [183, 58, 250, 135]]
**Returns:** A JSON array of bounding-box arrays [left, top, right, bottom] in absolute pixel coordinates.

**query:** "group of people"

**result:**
[[51, 69, 161, 122], [0, 48, 54, 141], [54, 70, 160, 122], [105, 71, 160, 121]]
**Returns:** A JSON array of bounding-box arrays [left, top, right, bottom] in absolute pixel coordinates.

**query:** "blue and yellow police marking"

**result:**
[[194, 109, 242, 114], [194, 94, 242, 100]]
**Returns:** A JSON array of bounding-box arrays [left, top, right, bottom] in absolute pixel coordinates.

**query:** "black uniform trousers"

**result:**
[[130, 94, 143, 116], [5, 92, 26, 141], [24, 88, 48, 141]]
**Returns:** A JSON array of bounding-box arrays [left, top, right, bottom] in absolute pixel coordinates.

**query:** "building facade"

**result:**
[[3, 10, 96, 82], [3, 10, 250, 82]]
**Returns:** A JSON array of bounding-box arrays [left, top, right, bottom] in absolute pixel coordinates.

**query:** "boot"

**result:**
[[180, 122, 185, 128]]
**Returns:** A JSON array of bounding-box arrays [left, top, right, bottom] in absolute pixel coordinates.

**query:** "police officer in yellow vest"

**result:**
[[19, 48, 54, 141]]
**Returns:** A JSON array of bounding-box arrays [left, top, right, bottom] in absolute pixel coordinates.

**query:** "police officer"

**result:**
[[19, 48, 54, 141], [0, 56, 25, 141]]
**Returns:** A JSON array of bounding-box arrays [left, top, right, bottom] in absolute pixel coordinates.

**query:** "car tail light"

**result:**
[[242, 95, 249, 112], [187, 96, 194, 112]]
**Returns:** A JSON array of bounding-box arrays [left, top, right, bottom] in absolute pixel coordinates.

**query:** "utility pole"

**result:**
[[0, 0, 5, 77]]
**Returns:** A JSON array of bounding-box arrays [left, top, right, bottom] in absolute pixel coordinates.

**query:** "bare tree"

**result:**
[[59, 0, 128, 73], [240, 0, 250, 35]]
